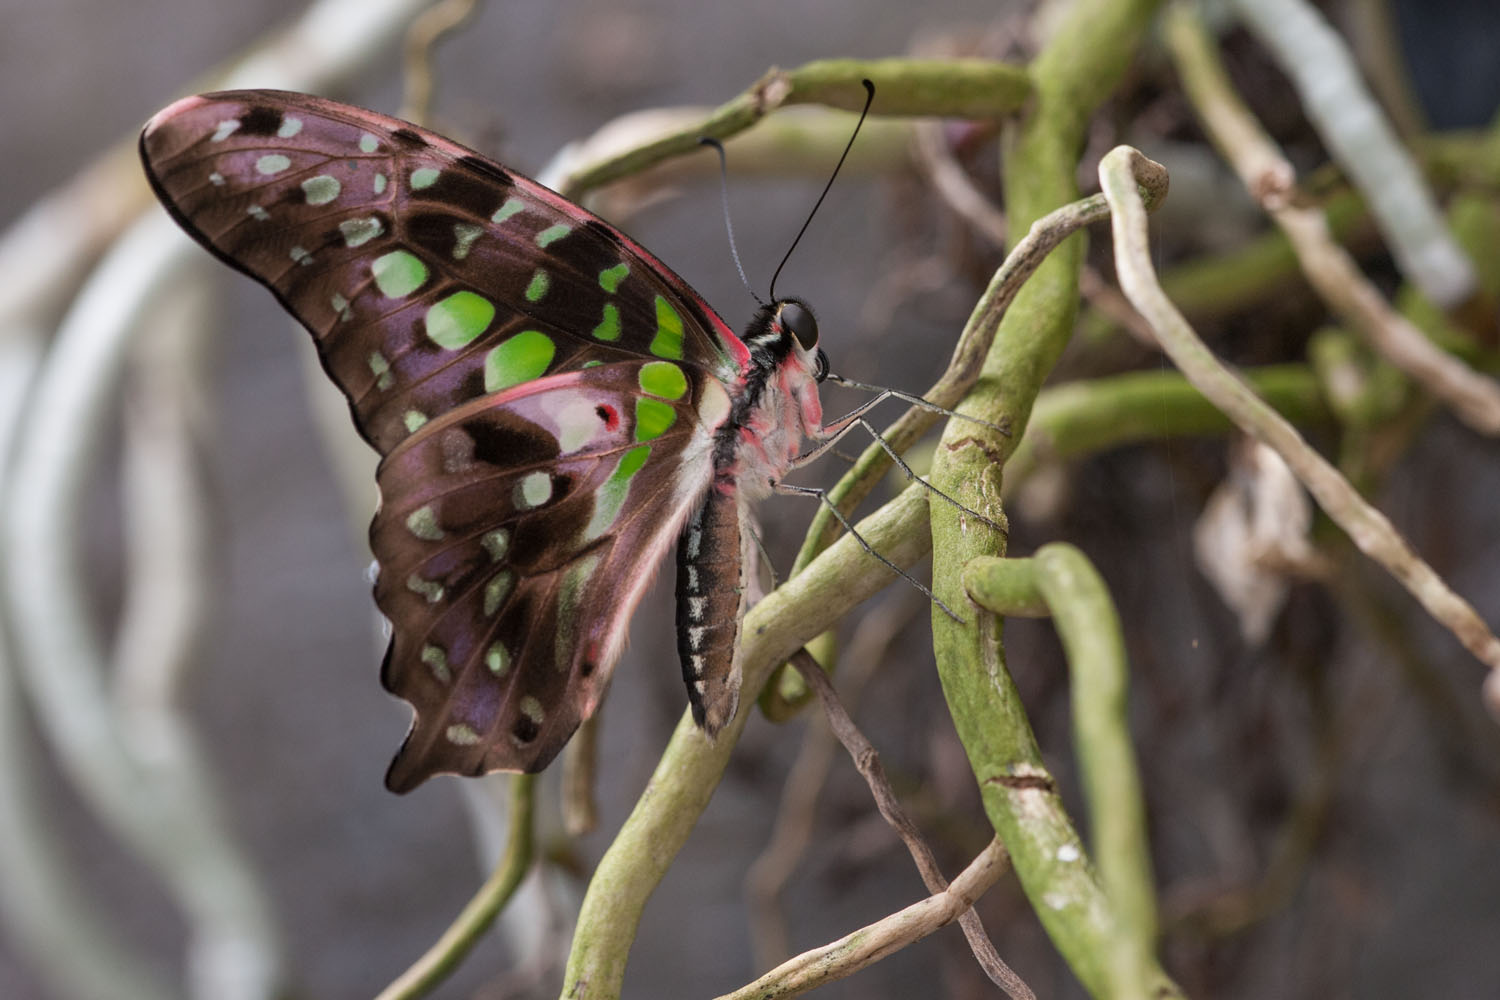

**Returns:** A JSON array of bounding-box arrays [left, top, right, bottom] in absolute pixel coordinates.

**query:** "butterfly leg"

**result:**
[[773, 481, 964, 622], [795, 412, 1008, 538]]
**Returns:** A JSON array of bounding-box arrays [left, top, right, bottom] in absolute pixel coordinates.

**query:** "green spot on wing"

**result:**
[[421, 644, 451, 683], [404, 505, 444, 541], [451, 223, 483, 260], [301, 174, 340, 205], [492, 198, 525, 222], [372, 250, 427, 298], [585, 444, 651, 541], [650, 296, 685, 359], [534, 223, 570, 247], [373, 172, 388, 194], [277, 116, 304, 138], [486, 641, 511, 676], [446, 724, 481, 745], [524, 269, 549, 303], [359, 133, 379, 153], [484, 330, 556, 392], [516, 472, 552, 509], [634, 397, 676, 442], [426, 291, 496, 350], [407, 573, 444, 605], [483, 570, 514, 617], [339, 216, 383, 247], [639, 360, 688, 400], [592, 302, 621, 342], [410, 166, 440, 190], [255, 154, 291, 175], [518, 696, 545, 723], [481, 529, 509, 562], [599, 263, 629, 293], [368, 350, 393, 389], [404, 410, 428, 433]]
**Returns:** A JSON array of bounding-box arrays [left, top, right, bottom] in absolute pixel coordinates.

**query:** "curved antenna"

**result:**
[[699, 137, 764, 307], [768, 78, 876, 301]]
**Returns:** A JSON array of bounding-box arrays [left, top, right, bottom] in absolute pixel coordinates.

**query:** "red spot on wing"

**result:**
[[596, 404, 620, 431]]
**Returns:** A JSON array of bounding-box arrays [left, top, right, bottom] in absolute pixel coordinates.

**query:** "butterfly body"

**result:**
[[140, 91, 837, 791]]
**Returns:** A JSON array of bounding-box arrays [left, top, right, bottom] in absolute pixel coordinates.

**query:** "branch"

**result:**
[[1166, 2, 1500, 436], [963, 547, 1159, 984], [763, 164, 1169, 717], [553, 58, 1032, 197], [376, 773, 537, 1000], [788, 652, 1031, 999], [1098, 143, 1500, 701], [716, 840, 1010, 1000], [1226, 0, 1477, 308], [561, 487, 936, 999]]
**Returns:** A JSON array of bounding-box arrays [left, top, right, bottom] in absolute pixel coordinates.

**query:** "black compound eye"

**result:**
[[813, 348, 830, 382], [780, 301, 818, 349]]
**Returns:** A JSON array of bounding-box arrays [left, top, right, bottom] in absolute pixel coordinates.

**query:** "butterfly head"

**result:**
[[759, 297, 829, 383]]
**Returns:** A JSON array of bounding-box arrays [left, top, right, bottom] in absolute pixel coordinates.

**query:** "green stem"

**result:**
[[561, 488, 935, 999], [1004, 364, 1330, 487], [376, 773, 537, 1000], [559, 57, 1031, 197], [925, 0, 1184, 996], [963, 547, 1158, 989], [765, 179, 1168, 718]]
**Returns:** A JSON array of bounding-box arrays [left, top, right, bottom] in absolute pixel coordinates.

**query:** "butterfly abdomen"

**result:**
[[675, 479, 748, 733]]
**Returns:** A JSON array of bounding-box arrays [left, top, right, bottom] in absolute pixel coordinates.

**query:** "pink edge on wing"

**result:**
[[143, 94, 217, 136]]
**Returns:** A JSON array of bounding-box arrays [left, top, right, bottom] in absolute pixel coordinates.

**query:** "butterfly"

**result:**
[[138, 90, 886, 792]]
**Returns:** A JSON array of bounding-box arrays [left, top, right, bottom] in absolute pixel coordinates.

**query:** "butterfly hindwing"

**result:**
[[371, 362, 727, 789]]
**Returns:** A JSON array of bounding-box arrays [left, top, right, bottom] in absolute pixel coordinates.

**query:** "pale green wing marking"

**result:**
[[372, 250, 428, 298], [650, 296, 685, 359], [483, 330, 556, 392], [426, 291, 496, 350]]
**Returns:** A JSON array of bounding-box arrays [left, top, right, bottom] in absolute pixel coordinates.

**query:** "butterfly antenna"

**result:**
[[768, 78, 876, 301], [700, 137, 764, 307]]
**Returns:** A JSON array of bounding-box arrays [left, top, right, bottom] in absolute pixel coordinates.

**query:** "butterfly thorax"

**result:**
[[712, 298, 828, 502]]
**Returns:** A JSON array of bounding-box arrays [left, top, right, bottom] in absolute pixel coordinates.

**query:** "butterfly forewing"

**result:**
[[140, 90, 756, 788], [139, 90, 748, 452]]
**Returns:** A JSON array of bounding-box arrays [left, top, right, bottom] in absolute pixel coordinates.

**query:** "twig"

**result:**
[[913, 119, 1009, 247], [715, 840, 1011, 1000], [1003, 364, 1330, 493], [1226, 0, 1476, 308], [1, 221, 284, 1000], [963, 547, 1160, 986], [922, 2, 1187, 995], [1166, 2, 1500, 436], [116, 280, 284, 999], [399, 0, 480, 124], [765, 167, 1169, 717], [787, 651, 1032, 998], [745, 595, 921, 967], [1098, 142, 1500, 696], [561, 486, 936, 1000], [375, 773, 538, 1000], [553, 58, 1032, 198], [562, 711, 601, 836]]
